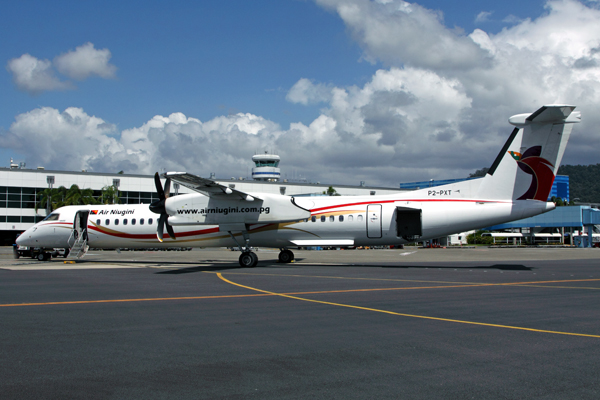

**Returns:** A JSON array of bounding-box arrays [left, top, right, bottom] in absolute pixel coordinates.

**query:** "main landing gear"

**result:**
[[239, 252, 258, 268], [278, 249, 294, 263], [228, 231, 295, 267], [229, 231, 259, 268]]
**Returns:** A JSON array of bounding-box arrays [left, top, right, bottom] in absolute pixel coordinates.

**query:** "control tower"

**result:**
[[252, 152, 281, 181]]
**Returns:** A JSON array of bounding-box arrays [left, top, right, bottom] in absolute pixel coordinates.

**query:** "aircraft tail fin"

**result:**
[[476, 105, 580, 201]]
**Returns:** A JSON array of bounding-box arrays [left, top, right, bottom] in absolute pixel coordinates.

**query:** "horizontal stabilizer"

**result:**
[[509, 104, 579, 126]]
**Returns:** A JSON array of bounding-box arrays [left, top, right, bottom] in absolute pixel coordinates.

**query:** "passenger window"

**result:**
[[149, 218, 153, 225], [329, 216, 334, 222], [357, 215, 363, 222], [96, 219, 101, 225], [349, 215, 354, 222], [311, 216, 316, 222], [115, 219, 119, 226], [132, 219, 136, 226], [140, 218, 145, 225], [321, 215, 326, 222], [105, 219, 110, 226], [123, 219, 128, 226], [339, 215, 344, 222]]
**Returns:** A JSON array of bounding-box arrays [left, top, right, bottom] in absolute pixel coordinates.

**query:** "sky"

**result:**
[[2, 0, 600, 187]]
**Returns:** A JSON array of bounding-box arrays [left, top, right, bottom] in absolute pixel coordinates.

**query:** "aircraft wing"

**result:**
[[163, 172, 261, 201]]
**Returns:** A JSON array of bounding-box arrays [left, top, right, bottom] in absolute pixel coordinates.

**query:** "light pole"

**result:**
[[46, 176, 54, 214], [112, 179, 120, 204]]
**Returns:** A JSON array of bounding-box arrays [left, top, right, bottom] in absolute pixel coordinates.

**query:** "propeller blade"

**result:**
[[166, 221, 176, 240], [157, 214, 166, 242], [154, 172, 165, 200], [164, 178, 171, 199]]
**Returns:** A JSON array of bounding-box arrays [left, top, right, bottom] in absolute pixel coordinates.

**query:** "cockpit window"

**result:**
[[42, 213, 60, 222]]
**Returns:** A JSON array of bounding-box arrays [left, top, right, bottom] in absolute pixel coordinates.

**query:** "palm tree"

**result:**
[[35, 186, 68, 213], [99, 185, 121, 204], [64, 184, 97, 206]]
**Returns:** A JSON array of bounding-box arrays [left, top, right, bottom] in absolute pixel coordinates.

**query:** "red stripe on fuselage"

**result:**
[[310, 198, 508, 214], [87, 225, 220, 240]]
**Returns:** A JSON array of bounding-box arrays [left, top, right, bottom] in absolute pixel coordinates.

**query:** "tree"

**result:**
[[99, 185, 121, 204], [468, 167, 490, 178], [64, 184, 97, 206], [466, 230, 494, 245], [35, 186, 67, 213], [550, 196, 565, 207], [322, 186, 340, 196]]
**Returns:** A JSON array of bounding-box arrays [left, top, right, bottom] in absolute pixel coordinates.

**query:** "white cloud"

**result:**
[[286, 78, 333, 105], [6, 54, 72, 94], [54, 42, 117, 80], [3, 0, 600, 186], [6, 43, 116, 95], [475, 11, 493, 24], [314, 0, 488, 70]]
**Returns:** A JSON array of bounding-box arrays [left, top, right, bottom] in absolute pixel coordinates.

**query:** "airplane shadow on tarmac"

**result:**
[[382, 264, 533, 271], [155, 261, 533, 274]]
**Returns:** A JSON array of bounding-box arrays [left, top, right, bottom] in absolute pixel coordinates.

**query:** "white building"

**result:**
[[0, 165, 406, 245]]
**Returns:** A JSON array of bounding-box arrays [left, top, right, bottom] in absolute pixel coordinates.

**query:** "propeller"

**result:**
[[149, 172, 176, 242]]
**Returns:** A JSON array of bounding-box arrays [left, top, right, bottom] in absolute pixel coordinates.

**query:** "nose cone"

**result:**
[[16, 227, 36, 247]]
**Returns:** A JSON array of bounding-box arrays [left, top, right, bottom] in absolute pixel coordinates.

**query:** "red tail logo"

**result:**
[[513, 146, 555, 201]]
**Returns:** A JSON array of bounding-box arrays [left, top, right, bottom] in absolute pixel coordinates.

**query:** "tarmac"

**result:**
[[1, 246, 600, 399]]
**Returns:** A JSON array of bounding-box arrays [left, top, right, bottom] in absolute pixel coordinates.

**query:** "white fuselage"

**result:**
[[16, 189, 554, 250]]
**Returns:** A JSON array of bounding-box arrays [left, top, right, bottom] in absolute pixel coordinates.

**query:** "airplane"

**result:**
[[16, 104, 581, 267]]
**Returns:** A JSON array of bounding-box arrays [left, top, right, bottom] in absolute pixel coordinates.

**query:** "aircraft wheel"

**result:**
[[37, 252, 48, 261], [239, 252, 258, 268], [278, 249, 294, 263]]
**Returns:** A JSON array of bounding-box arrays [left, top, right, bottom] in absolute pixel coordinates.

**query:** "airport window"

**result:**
[[339, 215, 344, 222], [123, 219, 128, 226], [7, 216, 19, 223], [105, 219, 110, 226], [132, 218, 136, 226], [0, 216, 5, 222], [321, 215, 326, 222], [0, 201, 6, 208], [358, 215, 363, 222], [311, 216, 316, 222], [22, 216, 35, 223], [329, 216, 334, 222], [8, 201, 21, 208], [149, 218, 153, 225], [8, 194, 20, 201], [96, 219, 101, 225], [140, 218, 145, 225], [114, 219, 119, 226]]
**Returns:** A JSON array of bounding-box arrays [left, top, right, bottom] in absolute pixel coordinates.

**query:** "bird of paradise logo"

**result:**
[[511, 146, 555, 201]]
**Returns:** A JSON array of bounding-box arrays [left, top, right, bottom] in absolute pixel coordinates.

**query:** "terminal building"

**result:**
[[0, 155, 405, 245]]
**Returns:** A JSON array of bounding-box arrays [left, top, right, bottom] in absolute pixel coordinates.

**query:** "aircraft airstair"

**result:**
[[66, 210, 90, 260]]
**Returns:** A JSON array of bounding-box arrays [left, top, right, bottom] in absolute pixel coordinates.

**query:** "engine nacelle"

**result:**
[[165, 193, 310, 226]]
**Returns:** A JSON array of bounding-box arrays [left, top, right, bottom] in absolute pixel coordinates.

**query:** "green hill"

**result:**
[[468, 164, 600, 203], [558, 164, 600, 203]]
